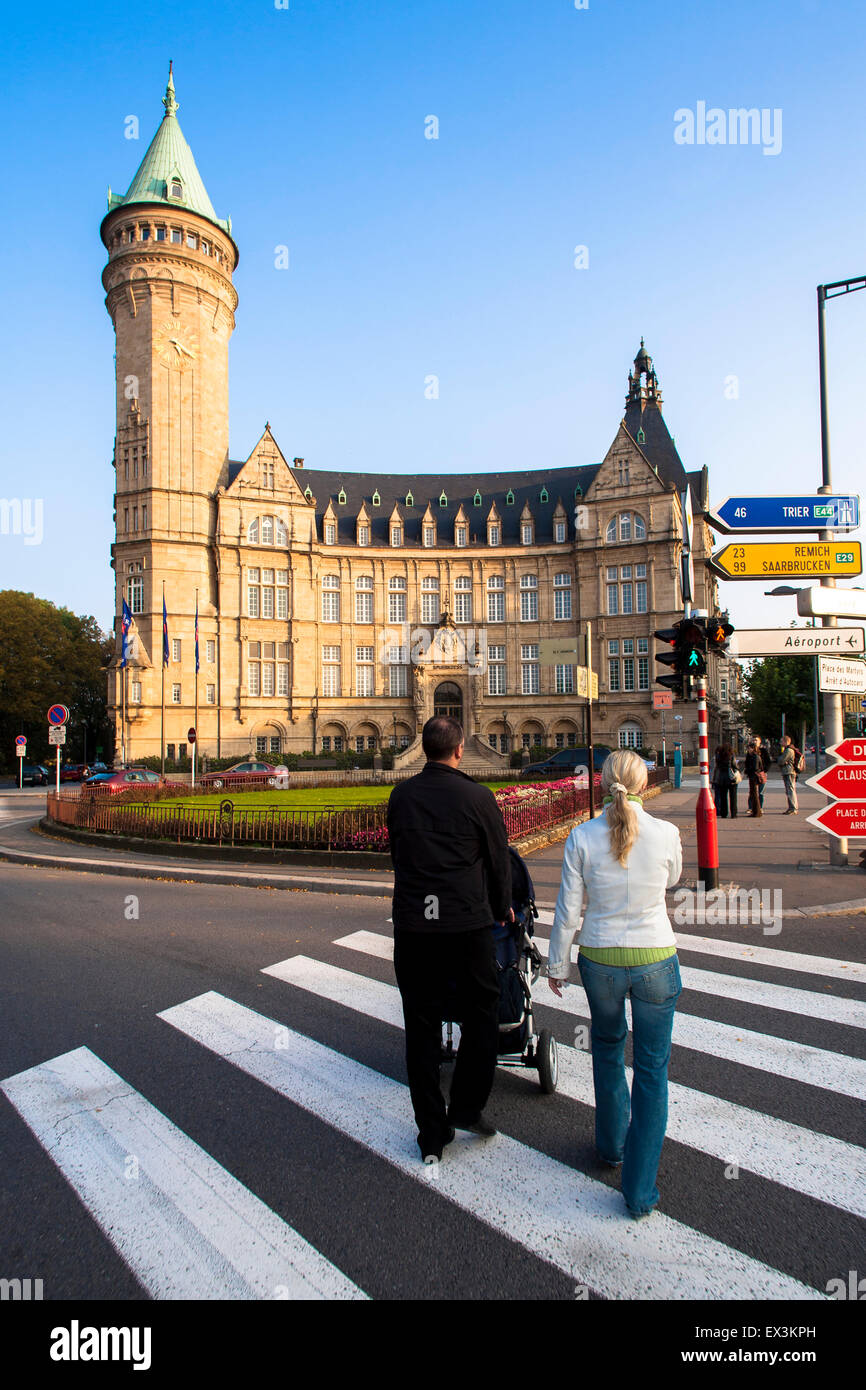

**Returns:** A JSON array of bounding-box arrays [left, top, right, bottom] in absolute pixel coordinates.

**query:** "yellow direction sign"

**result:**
[[576, 666, 599, 700], [711, 541, 862, 581]]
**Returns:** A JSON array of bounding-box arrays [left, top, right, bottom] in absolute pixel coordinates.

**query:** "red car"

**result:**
[[80, 768, 178, 798], [199, 759, 281, 791], [59, 763, 91, 783]]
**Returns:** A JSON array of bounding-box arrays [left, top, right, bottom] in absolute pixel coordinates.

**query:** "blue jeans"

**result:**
[[578, 954, 682, 1215]]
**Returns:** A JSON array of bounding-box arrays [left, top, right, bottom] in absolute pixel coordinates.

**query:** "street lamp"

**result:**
[[501, 710, 509, 756], [816, 275, 866, 863]]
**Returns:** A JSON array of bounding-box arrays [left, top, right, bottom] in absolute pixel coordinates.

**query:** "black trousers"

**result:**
[[393, 926, 500, 1154], [713, 784, 738, 818]]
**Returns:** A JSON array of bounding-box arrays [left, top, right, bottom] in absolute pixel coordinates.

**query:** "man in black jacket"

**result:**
[[387, 716, 512, 1164]]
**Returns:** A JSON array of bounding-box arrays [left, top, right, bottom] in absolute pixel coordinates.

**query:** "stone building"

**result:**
[[102, 70, 722, 771]]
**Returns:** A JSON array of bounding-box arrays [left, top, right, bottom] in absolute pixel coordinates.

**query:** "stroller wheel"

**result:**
[[537, 1028, 558, 1094]]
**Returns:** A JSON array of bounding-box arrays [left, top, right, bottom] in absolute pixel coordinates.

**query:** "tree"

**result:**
[[736, 655, 815, 743], [0, 591, 114, 768]]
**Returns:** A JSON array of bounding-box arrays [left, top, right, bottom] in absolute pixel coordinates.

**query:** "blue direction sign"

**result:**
[[710, 495, 859, 534]]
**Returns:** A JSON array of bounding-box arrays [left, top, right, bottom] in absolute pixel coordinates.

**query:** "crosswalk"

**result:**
[[2, 911, 864, 1300]]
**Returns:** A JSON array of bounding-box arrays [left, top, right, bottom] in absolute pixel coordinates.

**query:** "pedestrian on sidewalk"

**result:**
[[744, 737, 769, 816], [778, 735, 800, 814], [546, 750, 683, 1220], [387, 716, 513, 1165], [711, 743, 740, 818]]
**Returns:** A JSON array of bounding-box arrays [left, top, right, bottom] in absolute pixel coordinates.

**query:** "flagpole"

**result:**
[[121, 661, 127, 768], [193, 592, 200, 789], [161, 581, 166, 778]]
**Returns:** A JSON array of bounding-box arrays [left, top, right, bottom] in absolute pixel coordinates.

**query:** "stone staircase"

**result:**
[[393, 734, 512, 779]]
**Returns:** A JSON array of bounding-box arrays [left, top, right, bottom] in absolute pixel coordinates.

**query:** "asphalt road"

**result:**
[[1, 856, 864, 1311]]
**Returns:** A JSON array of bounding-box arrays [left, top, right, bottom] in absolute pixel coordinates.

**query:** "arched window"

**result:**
[[618, 722, 644, 749], [606, 516, 617, 543], [170, 178, 183, 199], [619, 512, 632, 541], [248, 518, 259, 543], [634, 513, 646, 540], [321, 574, 340, 623], [355, 575, 374, 624], [261, 516, 274, 545]]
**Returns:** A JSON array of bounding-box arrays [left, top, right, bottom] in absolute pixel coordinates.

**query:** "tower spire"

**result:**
[[163, 61, 178, 119]]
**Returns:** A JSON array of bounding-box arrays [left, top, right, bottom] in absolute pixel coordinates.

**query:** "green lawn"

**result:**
[[129, 782, 513, 812]]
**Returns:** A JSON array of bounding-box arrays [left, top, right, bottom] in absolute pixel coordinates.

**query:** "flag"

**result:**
[[163, 594, 169, 667], [120, 599, 132, 669], [195, 596, 199, 674]]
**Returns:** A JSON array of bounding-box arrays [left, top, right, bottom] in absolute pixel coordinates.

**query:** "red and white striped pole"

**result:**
[[695, 676, 719, 889]]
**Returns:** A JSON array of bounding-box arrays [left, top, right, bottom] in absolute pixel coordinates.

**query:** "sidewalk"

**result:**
[[524, 773, 866, 917]]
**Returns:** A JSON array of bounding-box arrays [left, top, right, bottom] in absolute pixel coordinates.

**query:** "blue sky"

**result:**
[[2, 0, 866, 635]]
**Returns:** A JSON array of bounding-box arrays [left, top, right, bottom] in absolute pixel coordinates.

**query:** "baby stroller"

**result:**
[[440, 846, 559, 1093]]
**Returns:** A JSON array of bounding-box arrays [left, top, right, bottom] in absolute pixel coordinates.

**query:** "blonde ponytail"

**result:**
[[602, 750, 648, 865]]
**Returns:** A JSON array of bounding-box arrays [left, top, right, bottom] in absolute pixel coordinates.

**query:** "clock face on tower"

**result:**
[[155, 316, 197, 371]]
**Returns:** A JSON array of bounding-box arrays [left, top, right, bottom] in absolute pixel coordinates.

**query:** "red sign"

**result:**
[[805, 764, 866, 798], [806, 802, 866, 839], [825, 738, 866, 762], [653, 692, 674, 710], [187, 727, 196, 744]]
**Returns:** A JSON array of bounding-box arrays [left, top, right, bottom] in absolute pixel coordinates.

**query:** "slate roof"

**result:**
[[226, 463, 601, 546]]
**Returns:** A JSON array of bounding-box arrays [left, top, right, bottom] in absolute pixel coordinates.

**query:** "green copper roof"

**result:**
[[106, 66, 231, 235]]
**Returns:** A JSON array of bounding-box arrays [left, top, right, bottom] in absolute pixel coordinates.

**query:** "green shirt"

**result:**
[[578, 945, 677, 966]]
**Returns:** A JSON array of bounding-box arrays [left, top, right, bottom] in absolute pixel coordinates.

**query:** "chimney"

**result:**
[[293, 457, 304, 469]]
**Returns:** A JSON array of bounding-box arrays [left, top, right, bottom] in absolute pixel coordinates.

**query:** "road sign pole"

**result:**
[[586, 620, 595, 818], [695, 677, 719, 890], [818, 289, 847, 863]]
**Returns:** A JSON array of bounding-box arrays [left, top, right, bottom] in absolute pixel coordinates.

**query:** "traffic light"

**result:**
[[678, 618, 707, 678], [703, 616, 734, 656], [654, 624, 686, 698]]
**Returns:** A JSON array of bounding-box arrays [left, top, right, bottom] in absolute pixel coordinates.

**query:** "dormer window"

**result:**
[[505, 489, 515, 506], [488, 523, 501, 547], [372, 490, 381, 507], [170, 178, 183, 199], [337, 488, 347, 505], [439, 491, 448, 508], [539, 487, 549, 504], [555, 520, 567, 543], [636, 427, 646, 444], [390, 524, 402, 547], [324, 521, 336, 545], [423, 524, 436, 547], [473, 490, 482, 507], [521, 521, 534, 545], [405, 491, 414, 507], [456, 525, 468, 547], [357, 523, 370, 547]]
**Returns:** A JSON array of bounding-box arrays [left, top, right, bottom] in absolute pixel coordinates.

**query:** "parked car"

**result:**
[[199, 760, 281, 790], [519, 746, 612, 780], [59, 763, 91, 783], [20, 764, 50, 786], [80, 767, 165, 796]]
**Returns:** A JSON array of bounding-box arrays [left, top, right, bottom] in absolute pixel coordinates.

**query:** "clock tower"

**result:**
[[100, 65, 238, 758]]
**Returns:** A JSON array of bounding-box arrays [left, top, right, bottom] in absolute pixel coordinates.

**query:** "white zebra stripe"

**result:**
[[159, 990, 823, 1301], [0, 1047, 366, 1301], [335, 930, 866, 1100], [391, 914, 866, 983], [265, 954, 866, 1221]]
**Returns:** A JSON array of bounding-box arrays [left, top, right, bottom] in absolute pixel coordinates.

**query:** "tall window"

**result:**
[[423, 525, 436, 547], [555, 664, 574, 694], [520, 574, 538, 622], [521, 644, 540, 695], [521, 522, 533, 545], [171, 638, 181, 663], [622, 637, 635, 691], [488, 523, 501, 546], [553, 573, 572, 621], [247, 568, 260, 618], [321, 575, 340, 622], [421, 576, 439, 624], [488, 644, 506, 695], [206, 684, 215, 704], [355, 576, 374, 624], [325, 522, 336, 544], [355, 646, 374, 696], [389, 576, 407, 623], [637, 637, 649, 691], [206, 640, 216, 663], [388, 643, 408, 696], [131, 681, 142, 703], [454, 576, 472, 623], [390, 525, 402, 547], [455, 525, 468, 547], [487, 575, 505, 623], [172, 684, 181, 704], [357, 523, 370, 546], [127, 577, 143, 615], [322, 646, 341, 696], [636, 563, 647, 613], [608, 639, 620, 692], [554, 520, 567, 543]]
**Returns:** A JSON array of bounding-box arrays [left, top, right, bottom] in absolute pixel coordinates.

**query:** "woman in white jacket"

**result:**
[[547, 749, 683, 1218]]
